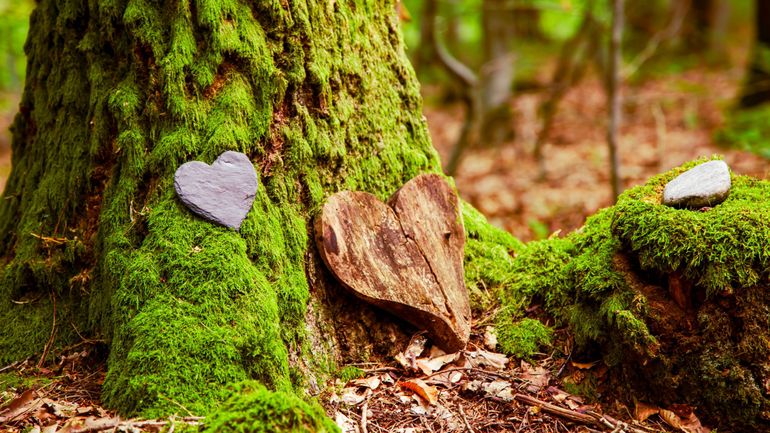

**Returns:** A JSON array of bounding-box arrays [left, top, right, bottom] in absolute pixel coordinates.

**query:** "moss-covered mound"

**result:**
[[202, 382, 338, 433], [498, 158, 770, 431]]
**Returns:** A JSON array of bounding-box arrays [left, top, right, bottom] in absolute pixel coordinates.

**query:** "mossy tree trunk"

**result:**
[[0, 0, 518, 421]]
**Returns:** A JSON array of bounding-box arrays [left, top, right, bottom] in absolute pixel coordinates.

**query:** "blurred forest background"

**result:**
[[1, 0, 769, 241]]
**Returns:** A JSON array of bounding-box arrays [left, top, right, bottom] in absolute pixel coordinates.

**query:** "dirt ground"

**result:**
[[428, 67, 769, 242]]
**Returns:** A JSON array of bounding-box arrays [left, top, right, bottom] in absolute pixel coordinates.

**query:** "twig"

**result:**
[[70, 416, 203, 433], [38, 291, 57, 368], [458, 404, 476, 433], [360, 389, 371, 433], [513, 394, 648, 433]]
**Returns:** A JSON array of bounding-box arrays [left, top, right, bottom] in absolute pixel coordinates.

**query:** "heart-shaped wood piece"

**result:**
[[174, 151, 258, 230], [315, 174, 471, 352]]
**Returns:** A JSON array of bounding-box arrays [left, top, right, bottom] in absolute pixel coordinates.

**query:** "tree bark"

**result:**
[[0, 0, 458, 419]]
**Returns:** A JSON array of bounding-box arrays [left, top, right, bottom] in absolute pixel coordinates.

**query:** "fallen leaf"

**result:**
[[520, 361, 550, 393], [400, 379, 439, 405], [0, 389, 41, 423], [352, 375, 380, 390], [570, 360, 599, 370], [466, 350, 508, 370], [634, 401, 660, 422], [335, 411, 358, 433]]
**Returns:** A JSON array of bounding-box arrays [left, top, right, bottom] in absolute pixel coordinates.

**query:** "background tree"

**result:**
[[739, 0, 770, 107]]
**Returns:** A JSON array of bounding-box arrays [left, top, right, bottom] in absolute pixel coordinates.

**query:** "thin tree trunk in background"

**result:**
[[607, 0, 624, 201], [479, 0, 515, 146], [740, 0, 770, 107], [415, 0, 438, 73]]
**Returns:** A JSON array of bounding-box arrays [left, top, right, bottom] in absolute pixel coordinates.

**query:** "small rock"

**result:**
[[663, 160, 731, 209]]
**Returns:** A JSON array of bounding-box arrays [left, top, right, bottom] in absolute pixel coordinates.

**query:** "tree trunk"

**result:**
[[479, 0, 515, 146], [740, 0, 770, 107], [0, 0, 502, 421]]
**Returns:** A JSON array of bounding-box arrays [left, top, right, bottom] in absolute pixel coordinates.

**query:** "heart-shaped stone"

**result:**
[[315, 174, 471, 352], [174, 151, 258, 230]]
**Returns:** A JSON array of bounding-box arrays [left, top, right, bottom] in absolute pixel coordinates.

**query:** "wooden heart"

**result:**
[[174, 151, 258, 230], [315, 174, 471, 352]]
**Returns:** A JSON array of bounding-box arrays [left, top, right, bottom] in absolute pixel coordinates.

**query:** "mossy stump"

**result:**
[[498, 158, 770, 431]]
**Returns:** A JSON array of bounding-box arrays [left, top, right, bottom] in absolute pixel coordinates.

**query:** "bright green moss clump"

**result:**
[[498, 157, 770, 430], [202, 382, 339, 433]]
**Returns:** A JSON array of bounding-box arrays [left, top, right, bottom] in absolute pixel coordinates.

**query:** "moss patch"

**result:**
[[202, 381, 338, 433]]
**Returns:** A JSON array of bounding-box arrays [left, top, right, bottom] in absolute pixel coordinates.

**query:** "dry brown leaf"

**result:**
[[466, 350, 508, 370], [520, 361, 550, 393], [634, 401, 661, 422], [0, 389, 41, 423], [659, 408, 684, 430], [570, 360, 598, 370], [352, 375, 380, 390], [399, 379, 439, 405]]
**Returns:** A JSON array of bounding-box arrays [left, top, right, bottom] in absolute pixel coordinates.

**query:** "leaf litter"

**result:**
[[327, 331, 707, 433]]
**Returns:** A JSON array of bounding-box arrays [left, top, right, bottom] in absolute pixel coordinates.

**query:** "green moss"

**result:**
[[0, 371, 53, 393], [495, 316, 552, 359], [336, 366, 365, 383], [202, 381, 339, 433]]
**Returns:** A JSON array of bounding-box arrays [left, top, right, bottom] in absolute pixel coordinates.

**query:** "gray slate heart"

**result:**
[[174, 151, 258, 230], [663, 160, 731, 209]]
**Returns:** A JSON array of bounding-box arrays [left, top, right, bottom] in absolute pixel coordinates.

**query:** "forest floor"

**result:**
[[1, 64, 766, 432]]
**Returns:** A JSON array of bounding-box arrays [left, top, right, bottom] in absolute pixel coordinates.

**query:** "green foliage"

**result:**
[[717, 104, 770, 159], [495, 316, 552, 359], [202, 382, 339, 433], [0, 0, 32, 94], [537, 0, 610, 42]]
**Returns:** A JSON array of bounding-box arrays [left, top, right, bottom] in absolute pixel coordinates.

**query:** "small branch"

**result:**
[[38, 291, 57, 368], [458, 404, 476, 433], [513, 394, 649, 433], [360, 389, 371, 433]]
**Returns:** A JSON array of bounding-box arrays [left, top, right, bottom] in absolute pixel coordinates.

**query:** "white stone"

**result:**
[[663, 160, 731, 208]]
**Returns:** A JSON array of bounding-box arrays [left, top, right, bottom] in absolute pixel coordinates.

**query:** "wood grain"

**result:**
[[315, 174, 471, 352]]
